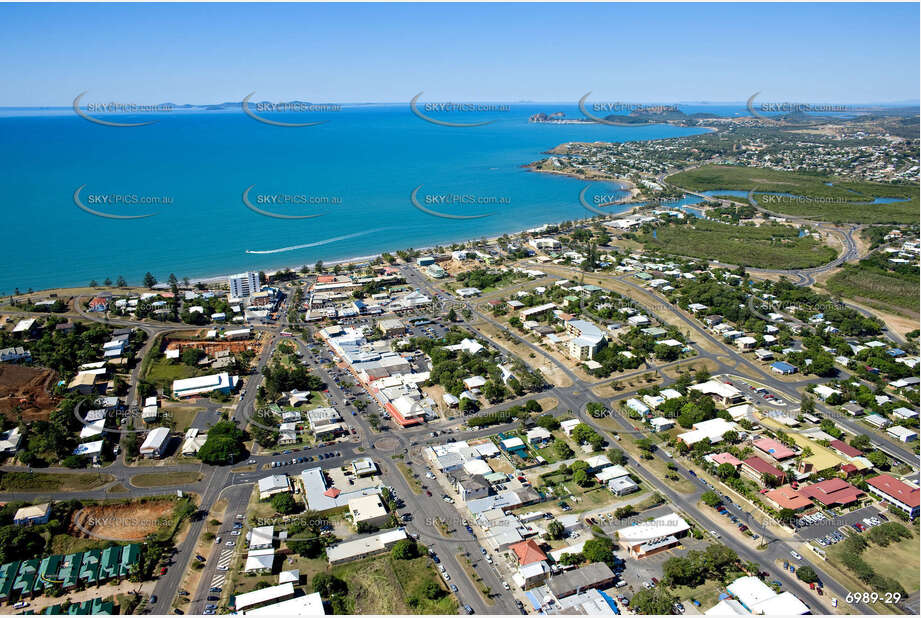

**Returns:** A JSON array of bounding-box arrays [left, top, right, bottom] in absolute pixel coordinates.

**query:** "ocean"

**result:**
[[0, 102, 727, 293]]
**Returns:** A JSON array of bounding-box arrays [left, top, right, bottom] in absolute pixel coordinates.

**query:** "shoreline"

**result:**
[[18, 205, 649, 296]]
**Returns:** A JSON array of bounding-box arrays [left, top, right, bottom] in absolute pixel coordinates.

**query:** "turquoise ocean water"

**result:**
[[0, 103, 729, 293]]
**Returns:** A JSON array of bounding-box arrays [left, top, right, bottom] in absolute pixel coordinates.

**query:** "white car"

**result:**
[[216, 566, 229, 571], [790, 550, 803, 560], [230, 530, 241, 536], [710, 530, 720, 538], [642, 582, 653, 590]]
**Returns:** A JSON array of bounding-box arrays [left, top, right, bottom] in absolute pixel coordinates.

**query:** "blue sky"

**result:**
[[2, 2, 918, 105]]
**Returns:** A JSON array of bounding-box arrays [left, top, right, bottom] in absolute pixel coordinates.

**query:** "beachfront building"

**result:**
[[228, 271, 260, 300]]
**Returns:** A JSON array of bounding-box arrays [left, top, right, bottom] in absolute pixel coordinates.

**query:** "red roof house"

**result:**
[[829, 439, 863, 458], [510, 539, 547, 565]]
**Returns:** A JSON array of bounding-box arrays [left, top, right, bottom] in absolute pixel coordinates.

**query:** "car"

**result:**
[[13, 602, 29, 609], [205, 604, 218, 610], [174, 609, 184, 615], [214, 536, 222, 544], [149, 596, 158, 604], [503, 581, 510, 590], [481, 548, 487, 555], [207, 596, 220, 601], [217, 566, 229, 571], [651, 577, 658, 585], [710, 530, 720, 538], [450, 584, 459, 593], [790, 551, 803, 560], [210, 587, 222, 593], [426, 490, 432, 496], [463, 604, 474, 614], [231, 530, 241, 536], [160, 566, 168, 575], [247, 459, 256, 464], [225, 540, 235, 546], [203, 611, 215, 616]]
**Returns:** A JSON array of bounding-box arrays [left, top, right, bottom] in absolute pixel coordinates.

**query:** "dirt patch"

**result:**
[[71, 500, 176, 541], [0, 364, 60, 421]]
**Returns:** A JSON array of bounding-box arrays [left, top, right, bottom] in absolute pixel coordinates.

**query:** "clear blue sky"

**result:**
[[2, 2, 918, 105]]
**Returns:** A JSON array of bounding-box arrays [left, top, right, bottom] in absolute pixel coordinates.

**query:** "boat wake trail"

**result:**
[[245, 228, 391, 254]]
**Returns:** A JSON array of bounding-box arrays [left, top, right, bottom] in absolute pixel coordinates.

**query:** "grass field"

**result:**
[[669, 579, 724, 609], [825, 264, 920, 313], [666, 165, 919, 224], [328, 554, 457, 614], [639, 220, 838, 269], [130, 471, 202, 488], [0, 471, 114, 491], [50, 533, 115, 555], [145, 357, 205, 389]]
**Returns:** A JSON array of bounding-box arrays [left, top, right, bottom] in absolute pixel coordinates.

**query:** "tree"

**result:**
[[555, 441, 574, 459], [312, 573, 348, 598], [583, 536, 615, 567], [103, 277, 112, 286], [88, 279, 98, 288], [701, 491, 721, 507], [716, 463, 737, 480], [778, 508, 796, 524], [197, 421, 246, 465], [546, 520, 565, 540], [536, 414, 560, 431], [796, 565, 819, 584], [421, 580, 443, 600], [116, 275, 126, 287], [607, 448, 626, 466], [867, 450, 889, 470], [270, 493, 299, 515], [800, 396, 815, 415], [390, 539, 419, 560], [142, 272, 157, 288], [631, 586, 677, 615], [850, 434, 872, 451], [572, 468, 591, 487]]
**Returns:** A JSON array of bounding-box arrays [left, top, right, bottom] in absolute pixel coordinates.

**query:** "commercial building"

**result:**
[[229, 271, 260, 300], [348, 494, 390, 528], [139, 427, 170, 458], [258, 475, 293, 500], [764, 485, 812, 512], [172, 372, 238, 398], [690, 380, 744, 406], [326, 529, 408, 565], [547, 563, 616, 599], [866, 475, 919, 519], [234, 582, 295, 612], [565, 319, 605, 361], [241, 591, 326, 616], [724, 576, 809, 615], [616, 512, 689, 558]]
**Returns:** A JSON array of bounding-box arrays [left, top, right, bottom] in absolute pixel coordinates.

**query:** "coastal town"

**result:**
[[0, 123, 918, 616], [0, 2, 919, 616]]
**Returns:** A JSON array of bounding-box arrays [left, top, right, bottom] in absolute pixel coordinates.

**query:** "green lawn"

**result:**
[[639, 220, 838, 269], [0, 471, 114, 491], [145, 357, 205, 390], [666, 165, 919, 224], [669, 579, 725, 609]]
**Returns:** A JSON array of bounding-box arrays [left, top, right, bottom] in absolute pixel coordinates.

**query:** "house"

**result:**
[[864, 413, 891, 429], [812, 384, 841, 401], [866, 474, 919, 519], [457, 474, 491, 502], [740, 456, 784, 487], [752, 438, 796, 461], [258, 475, 292, 499], [650, 417, 675, 432], [770, 361, 798, 375], [500, 436, 528, 456], [560, 419, 581, 436], [513, 560, 551, 590], [677, 418, 738, 447], [625, 398, 650, 416], [510, 539, 547, 566], [13, 503, 52, 526], [735, 336, 757, 351], [764, 485, 812, 513], [547, 563, 617, 599], [887, 426, 918, 443], [526, 427, 553, 446], [0, 426, 22, 454], [828, 439, 862, 458]]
